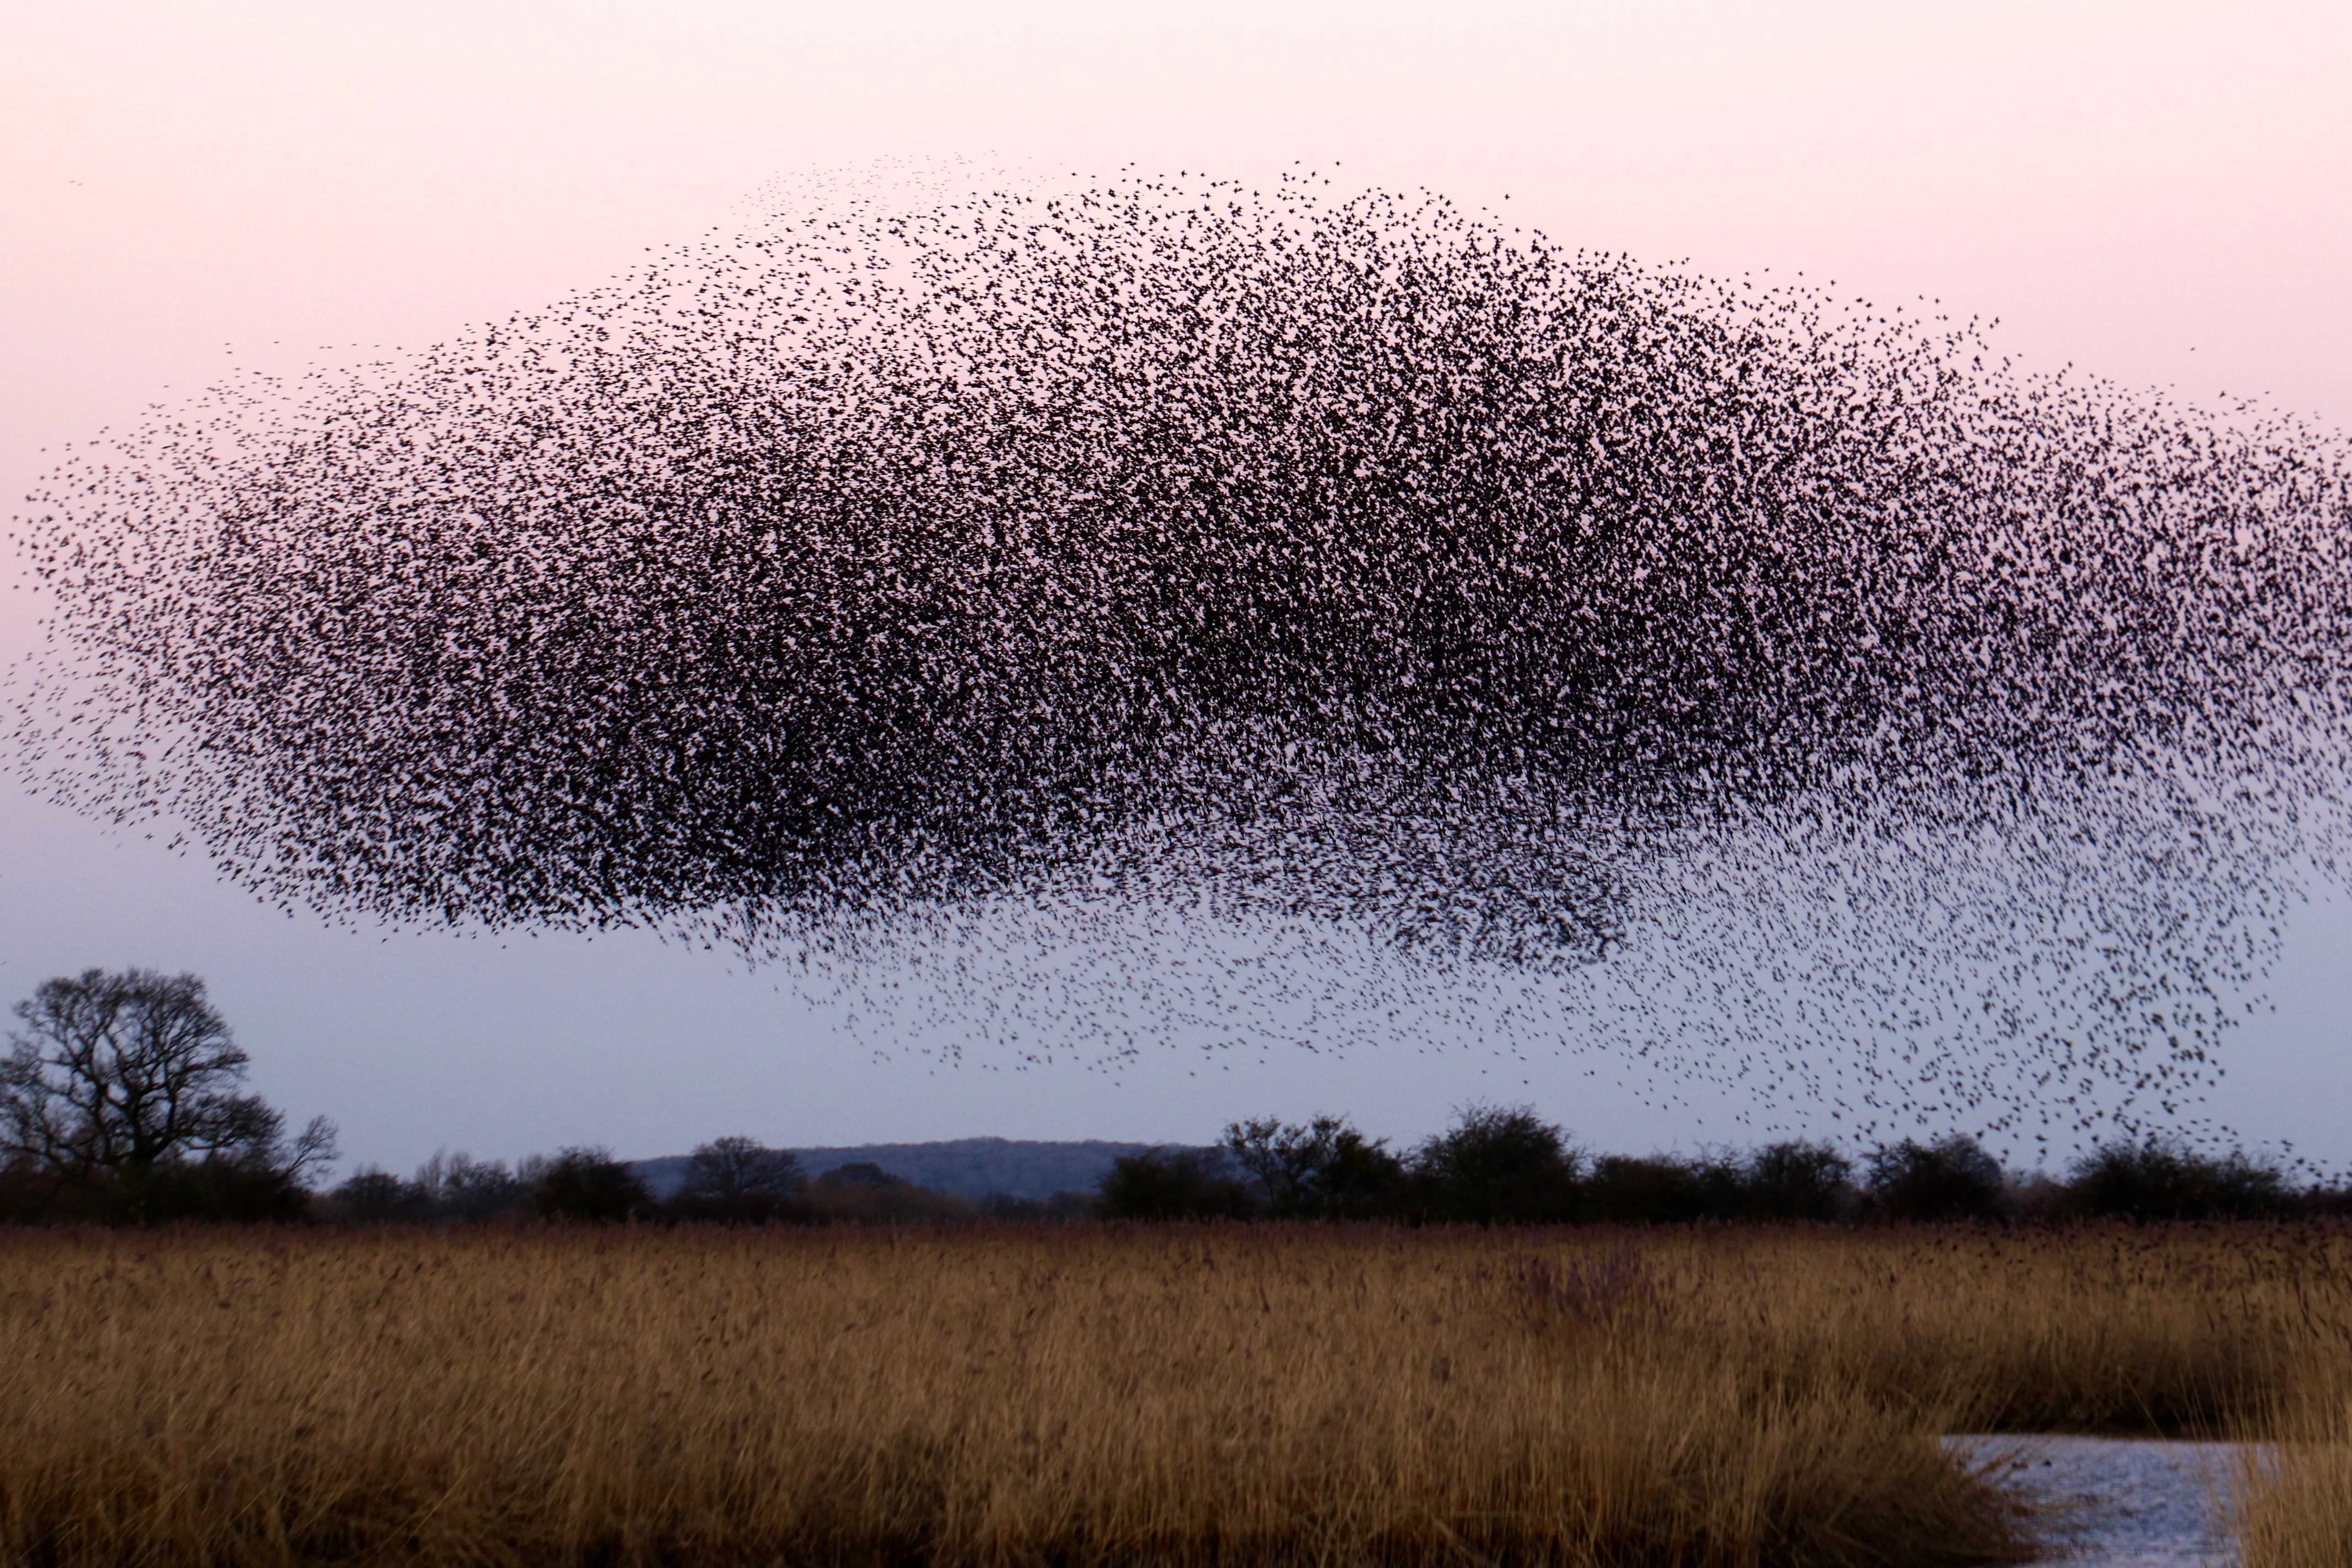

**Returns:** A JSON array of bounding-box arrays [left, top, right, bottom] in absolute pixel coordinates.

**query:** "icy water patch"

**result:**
[[1946, 1436, 2274, 1567]]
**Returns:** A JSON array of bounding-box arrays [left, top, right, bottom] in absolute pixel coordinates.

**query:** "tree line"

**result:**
[[1101, 1108, 2344, 1224], [319, 1109, 2342, 1228], [5, 969, 2343, 1226]]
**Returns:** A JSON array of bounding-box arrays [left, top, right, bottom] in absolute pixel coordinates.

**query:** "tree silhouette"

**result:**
[[1096, 1149, 1253, 1221], [670, 1136, 806, 1223], [1413, 1106, 1582, 1224], [1, 968, 333, 1222], [1865, 1136, 2008, 1222], [533, 1145, 651, 1223], [1223, 1116, 1403, 1219]]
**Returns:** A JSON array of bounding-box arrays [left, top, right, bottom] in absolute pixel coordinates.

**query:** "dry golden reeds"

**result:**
[[0, 1224, 2345, 1567], [2235, 1294, 2352, 1568]]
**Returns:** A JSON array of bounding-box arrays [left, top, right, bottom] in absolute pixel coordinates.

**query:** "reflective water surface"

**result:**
[[1946, 1435, 2272, 1568]]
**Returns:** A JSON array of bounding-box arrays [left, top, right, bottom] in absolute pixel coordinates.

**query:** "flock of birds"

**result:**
[[13, 168, 2351, 1142]]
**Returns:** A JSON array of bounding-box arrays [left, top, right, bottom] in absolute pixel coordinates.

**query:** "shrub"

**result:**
[[136, 1155, 319, 1223], [2067, 1140, 2297, 1221], [1866, 1136, 2008, 1222], [2306, 1185, 2352, 1219], [1224, 1116, 1405, 1219], [533, 1146, 653, 1223], [1741, 1141, 1855, 1221], [1412, 1105, 1582, 1224], [328, 1167, 434, 1224], [978, 1191, 1100, 1223], [1583, 1155, 1711, 1225], [1097, 1148, 1254, 1220]]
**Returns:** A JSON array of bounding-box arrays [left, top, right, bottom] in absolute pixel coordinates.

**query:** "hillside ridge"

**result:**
[[631, 1137, 1200, 1201]]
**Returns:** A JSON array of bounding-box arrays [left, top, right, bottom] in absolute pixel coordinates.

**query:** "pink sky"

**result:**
[[2, 0, 2349, 1171], [7, 0, 2347, 488]]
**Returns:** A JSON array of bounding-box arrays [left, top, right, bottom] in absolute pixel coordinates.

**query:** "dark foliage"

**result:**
[[634, 1139, 1156, 1204], [421, 1152, 532, 1223], [328, 1166, 435, 1223], [667, 1135, 808, 1224], [1224, 1116, 1407, 1220], [533, 1145, 654, 1223], [1411, 1106, 1584, 1225], [1097, 1148, 1256, 1221], [1740, 1142, 1856, 1222], [138, 1156, 322, 1223], [1097, 1113, 2016, 1228], [1866, 1137, 2010, 1223], [2067, 1140, 2297, 1221], [816, 1161, 900, 1190], [1583, 1155, 1715, 1226]]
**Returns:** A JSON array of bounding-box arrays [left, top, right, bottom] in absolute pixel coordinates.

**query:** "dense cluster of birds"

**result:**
[[13, 168, 2351, 1140]]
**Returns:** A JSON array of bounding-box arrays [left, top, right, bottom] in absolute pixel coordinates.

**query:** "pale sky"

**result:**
[[3, 0, 2349, 1175]]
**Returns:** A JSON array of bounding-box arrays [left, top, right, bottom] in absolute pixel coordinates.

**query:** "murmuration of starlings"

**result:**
[[13, 168, 2351, 1144]]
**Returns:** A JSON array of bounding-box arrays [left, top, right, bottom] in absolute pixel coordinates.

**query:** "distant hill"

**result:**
[[632, 1137, 1196, 1201]]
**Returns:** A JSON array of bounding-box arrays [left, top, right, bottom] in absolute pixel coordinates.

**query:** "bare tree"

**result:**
[[414, 1150, 530, 1222], [679, 1136, 804, 1201], [1223, 1116, 1403, 1219], [671, 1136, 806, 1223], [1, 968, 334, 1220]]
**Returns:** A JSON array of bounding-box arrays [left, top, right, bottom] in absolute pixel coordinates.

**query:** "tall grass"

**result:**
[[2237, 1284, 2352, 1568], [0, 1224, 2345, 1567]]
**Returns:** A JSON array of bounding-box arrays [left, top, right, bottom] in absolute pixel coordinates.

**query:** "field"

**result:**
[[1, 1224, 2347, 1567], [2240, 1320, 2352, 1568]]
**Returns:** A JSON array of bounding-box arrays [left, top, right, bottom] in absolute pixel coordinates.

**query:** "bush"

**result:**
[[2067, 1140, 2297, 1221], [326, 1167, 435, 1224], [0, 1156, 47, 1224], [1412, 1105, 1581, 1224], [1224, 1116, 1405, 1220], [2306, 1184, 2352, 1219], [533, 1146, 653, 1223], [2, 1153, 314, 1225], [1097, 1148, 1254, 1220], [1583, 1155, 1712, 1225], [1866, 1136, 2008, 1222], [137, 1155, 318, 1223], [1740, 1141, 1855, 1221]]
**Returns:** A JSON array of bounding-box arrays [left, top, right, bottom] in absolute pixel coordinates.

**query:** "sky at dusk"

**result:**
[[3, 0, 2349, 1176]]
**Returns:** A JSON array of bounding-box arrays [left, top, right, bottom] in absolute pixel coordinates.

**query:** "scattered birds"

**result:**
[[10, 167, 2351, 1143]]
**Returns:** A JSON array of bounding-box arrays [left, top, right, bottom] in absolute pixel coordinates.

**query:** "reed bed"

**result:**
[[2237, 1305, 2352, 1568], [0, 1224, 2345, 1567]]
